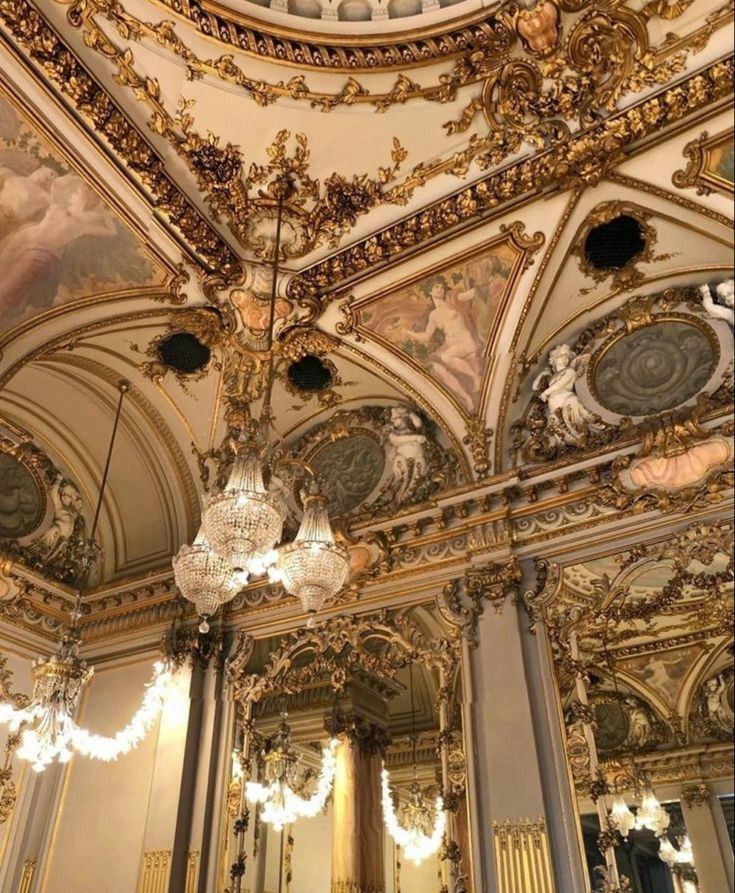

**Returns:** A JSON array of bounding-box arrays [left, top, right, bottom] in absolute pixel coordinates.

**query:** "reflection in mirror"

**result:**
[[535, 540, 734, 893], [222, 606, 471, 893]]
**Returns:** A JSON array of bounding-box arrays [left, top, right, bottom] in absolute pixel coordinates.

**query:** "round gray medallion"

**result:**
[[593, 700, 630, 752], [592, 320, 717, 417], [0, 454, 45, 538], [310, 434, 385, 517]]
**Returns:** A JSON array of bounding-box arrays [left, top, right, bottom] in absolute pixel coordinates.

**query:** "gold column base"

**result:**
[[493, 817, 555, 893], [331, 882, 385, 893]]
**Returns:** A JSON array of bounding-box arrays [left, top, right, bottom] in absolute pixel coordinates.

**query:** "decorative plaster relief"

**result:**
[[592, 321, 717, 418], [297, 405, 460, 519], [0, 454, 45, 538], [692, 667, 734, 740], [0, 424, 89, 585], [587, 692, 664, 754], [514, 281, 734, 492], [673, 130, 735, 197]]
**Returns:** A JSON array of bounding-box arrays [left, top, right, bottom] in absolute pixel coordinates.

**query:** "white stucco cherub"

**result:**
[[381, 406, 429, 503], [623, 697, 653, 748], [699, 278, 734, 327], [532, 344, 601, 446], [703, 674, 729, 730], [28, 474, 83, 561]]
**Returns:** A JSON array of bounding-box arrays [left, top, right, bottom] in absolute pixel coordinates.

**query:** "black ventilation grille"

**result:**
[[287, 355, 333, 392], [584, 215, 646, 271], [158, 332, 211, 374]]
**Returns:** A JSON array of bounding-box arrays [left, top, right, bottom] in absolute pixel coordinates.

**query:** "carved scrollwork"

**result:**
[[673, 130, 735, 197], [226, 610, 459, 709], [0, 426, 93, 586], [437, 558, 522, 642], [574, 202, 673, 293], [293, 405, 460, 520], [587, 691, 667, 754]]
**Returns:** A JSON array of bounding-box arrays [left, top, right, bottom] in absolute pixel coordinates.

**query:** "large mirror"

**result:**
[[222, 606, 472, 893], [536, 526, 734, 893]]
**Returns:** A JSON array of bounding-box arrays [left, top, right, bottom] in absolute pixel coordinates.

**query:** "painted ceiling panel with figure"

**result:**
[[0, 88, 167, 338], [355, 236, 522, 413]]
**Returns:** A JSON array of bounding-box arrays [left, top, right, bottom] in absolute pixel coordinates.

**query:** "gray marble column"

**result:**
[[681, 785, 732, 893], [465, 573, 587, 893]]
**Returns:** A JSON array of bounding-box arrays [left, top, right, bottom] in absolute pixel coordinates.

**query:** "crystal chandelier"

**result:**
[[0, 382, 173, 771], [608, 783, 671, 839], [244, 714, 338, 832], [0, 635, 171, 772], [601, 617, 671, 843], [381, 769, 446, 866], [173, 179, 348, 627]]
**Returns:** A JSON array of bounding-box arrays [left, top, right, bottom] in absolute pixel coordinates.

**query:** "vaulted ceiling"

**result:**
[[0, 0, 732, 635]]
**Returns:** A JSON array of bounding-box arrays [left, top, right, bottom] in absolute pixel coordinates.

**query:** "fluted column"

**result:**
[[331, 721, 386, 893]]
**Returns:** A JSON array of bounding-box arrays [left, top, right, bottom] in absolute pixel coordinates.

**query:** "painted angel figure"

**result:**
[[532, 344, 601, 446], [699, 278, 734, 327], [0, 174, 117, 322], [380, 406, 429, 503]]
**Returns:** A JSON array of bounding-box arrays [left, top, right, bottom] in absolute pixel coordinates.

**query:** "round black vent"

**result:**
[[584, 215, 646, 271], [287, 355, 333, 392], [158, 332, 210, 374]]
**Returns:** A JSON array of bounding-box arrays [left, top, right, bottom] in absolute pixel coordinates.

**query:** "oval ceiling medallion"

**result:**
[[592, 700, 631, 753], [591, 319, 718, 417], [309, 434, 386, 517], [0, 454, 45, 539]]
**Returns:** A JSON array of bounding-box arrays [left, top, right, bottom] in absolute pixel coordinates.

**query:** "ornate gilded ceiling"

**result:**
[[0, 0, 731, 651]]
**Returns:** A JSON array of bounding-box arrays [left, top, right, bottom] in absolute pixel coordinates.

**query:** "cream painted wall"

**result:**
[[290, 803, 333, 892], [385, 836, 441, 893], [0, 646, 33, 871], [41, 657, 165, 893]]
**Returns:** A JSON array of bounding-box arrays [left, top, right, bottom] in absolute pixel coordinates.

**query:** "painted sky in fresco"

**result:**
[[0, 91, 166, 334]]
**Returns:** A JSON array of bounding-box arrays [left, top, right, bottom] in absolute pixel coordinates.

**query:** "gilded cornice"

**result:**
[[599, 742, 733, 788], [153, 0, 507, 71], [4, 454, 731, 644], [297, 56, 735, 296], [0, 0, 241, 279], [82, 0, 709, 116]]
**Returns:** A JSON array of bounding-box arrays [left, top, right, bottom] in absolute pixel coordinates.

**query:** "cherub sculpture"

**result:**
[[623, 697, 654, 748], [532, 344, 601, 446], [703, 674, 731, 733], [380, 407, 429, 503], [27, 474, 83, 562], [699, 278, 734, 327]]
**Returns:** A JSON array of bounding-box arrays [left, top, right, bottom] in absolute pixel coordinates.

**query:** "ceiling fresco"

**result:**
[[355, 234, 523, 413], [0, 87, 167, 338]]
